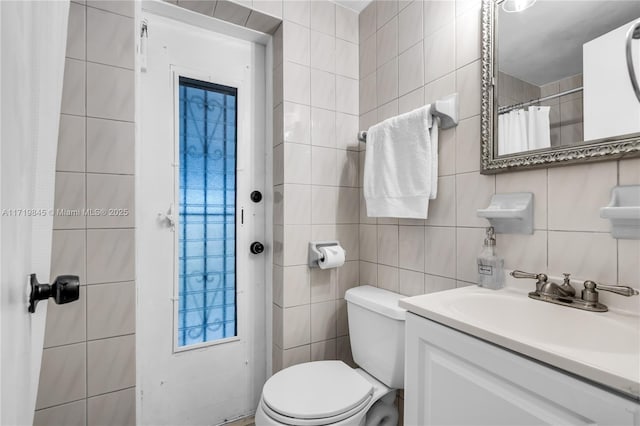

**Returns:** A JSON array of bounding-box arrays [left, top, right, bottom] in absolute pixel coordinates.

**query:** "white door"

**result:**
[[1, 2, 69, 425], [138, 12, 266, 426]]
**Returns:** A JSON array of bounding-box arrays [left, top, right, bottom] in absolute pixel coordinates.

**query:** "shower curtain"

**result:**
[[1, 1, 69, 425], [498, 109, 528, 155], [498, 106, 551, 155], [527, 106, 552, 151]]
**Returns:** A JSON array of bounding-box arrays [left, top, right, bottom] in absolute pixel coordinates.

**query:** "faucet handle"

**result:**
[[510, 270, 548, 292], [562, 273, 571, 282], [511, 270, 548, 282], [581, 280, 639, 305], [583, 280, 639, 297]]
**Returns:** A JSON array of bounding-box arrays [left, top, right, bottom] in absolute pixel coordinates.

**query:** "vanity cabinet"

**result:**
[[404, 313, 640, 426]]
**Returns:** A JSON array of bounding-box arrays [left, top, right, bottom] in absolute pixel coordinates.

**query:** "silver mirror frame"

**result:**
[[480, 0, 640, 174]]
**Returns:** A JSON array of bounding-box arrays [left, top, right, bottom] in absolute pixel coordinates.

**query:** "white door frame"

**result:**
[[134, 2, 274, 422]]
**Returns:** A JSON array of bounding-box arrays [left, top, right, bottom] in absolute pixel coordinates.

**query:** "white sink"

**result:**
[[399, 283, 640, 400]]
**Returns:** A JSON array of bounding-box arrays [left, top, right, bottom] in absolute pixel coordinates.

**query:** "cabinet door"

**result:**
[[405, 313, 640, 426]]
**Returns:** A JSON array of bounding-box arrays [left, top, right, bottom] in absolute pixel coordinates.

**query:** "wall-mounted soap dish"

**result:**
[[477, 192, 534, 234], [600, 185, 640, 239]]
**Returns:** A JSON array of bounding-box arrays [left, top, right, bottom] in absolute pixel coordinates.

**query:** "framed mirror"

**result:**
[[480, 0, 640, 174]]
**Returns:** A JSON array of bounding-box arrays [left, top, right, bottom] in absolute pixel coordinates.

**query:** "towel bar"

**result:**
[[357, 93, 459, 143]]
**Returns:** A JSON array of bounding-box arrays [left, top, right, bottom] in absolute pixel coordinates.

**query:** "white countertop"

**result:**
[[399, 282, 640, 400]]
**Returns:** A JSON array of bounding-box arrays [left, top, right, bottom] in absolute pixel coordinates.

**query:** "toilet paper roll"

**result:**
[[318, 246, 346, 269]]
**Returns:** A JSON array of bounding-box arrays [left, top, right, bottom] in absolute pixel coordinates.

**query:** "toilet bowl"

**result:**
[[255, 286, 406, 426]]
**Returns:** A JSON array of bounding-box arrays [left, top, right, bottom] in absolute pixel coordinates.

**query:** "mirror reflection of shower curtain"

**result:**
[[527, 106, 551, 150], [498, 109, 527, 155], [498, 106, 551, 155]]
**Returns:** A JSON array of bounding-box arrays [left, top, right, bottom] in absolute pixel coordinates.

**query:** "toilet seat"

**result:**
[[261, 361, 374, 426]]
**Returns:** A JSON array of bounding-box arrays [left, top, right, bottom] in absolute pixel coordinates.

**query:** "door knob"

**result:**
[[28, 273, 80, 313], [250, 241, 264, 254], [250, 191, 262, 203]]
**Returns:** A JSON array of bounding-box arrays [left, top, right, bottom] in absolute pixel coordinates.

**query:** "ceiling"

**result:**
[[498, 0, 640, 86], [332, 0, 373, 13]]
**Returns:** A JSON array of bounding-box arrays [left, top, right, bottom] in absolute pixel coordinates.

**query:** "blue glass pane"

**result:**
[[178, 78, 237, 347]]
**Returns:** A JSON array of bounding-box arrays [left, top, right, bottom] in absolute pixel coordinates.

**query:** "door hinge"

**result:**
[[140, 19, 149, 72]]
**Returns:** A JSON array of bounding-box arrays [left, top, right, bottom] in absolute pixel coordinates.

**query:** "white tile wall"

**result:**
[[311, 268, 338, 303], [87, 281, 135, 340], [398, 42, 424, 96], [87, 388, 135, 426], [86, 174, 135, 228], [34, 400, 86, 426], [336, 4, 358, 43], [57, 115, 86, 172], [437, 125, 456, 176], [376, 57, 398, 105], [284, 21, 310, 65], [548, 162, 616, 232], [312, 339, 337, 361], [283, 304, 311, 348], [54, 172, 86, 229], [213, 1, 252, 26], [36, 343, 86, 409], [424, 23, 455, 83], [376, 17, 398, 67], [398, 1, 422, 53], [87, 335, 135, 396], [86, 7, 134, 69], [86, 229, 135, 284], [86, 118, 135, 174], [61, 59, 86, 116], [283, 61, 311, 105], [376, 0, 397, 29], [310, 1, 335, 35], [67, 3, 87, 60], [455, 171, 495, 227], [284, 102, 311, 144], [282, 345, 311, 369], [311, 69, 336, 109], [284, 0, 309, 26], [356, 0, 640, 308], [274, 1, 360, 370], [44, 290, 86, 348], [311, 108, 337, 148], [86, 62, 134, 121], [50, 230, 87, 284], [311, 30, 335, 72]]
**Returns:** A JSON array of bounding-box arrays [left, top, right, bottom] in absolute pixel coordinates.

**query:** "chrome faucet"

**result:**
[[510, 270, 575, 297], [510, 270, 639, 312]]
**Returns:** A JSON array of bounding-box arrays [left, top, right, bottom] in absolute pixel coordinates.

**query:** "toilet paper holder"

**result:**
[[308, 241, 343, 268]]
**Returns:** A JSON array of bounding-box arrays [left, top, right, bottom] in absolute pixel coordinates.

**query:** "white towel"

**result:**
[[363, 105, 438, 219]]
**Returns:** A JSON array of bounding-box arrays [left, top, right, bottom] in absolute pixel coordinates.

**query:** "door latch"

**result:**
[[158, 204, 175, 229]]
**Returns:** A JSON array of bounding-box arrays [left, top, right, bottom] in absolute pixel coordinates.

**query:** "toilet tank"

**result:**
[[345, 285, 406, 389]]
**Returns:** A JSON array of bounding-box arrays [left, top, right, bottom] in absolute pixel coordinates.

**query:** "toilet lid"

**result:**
[[262, 361, 374, 420]]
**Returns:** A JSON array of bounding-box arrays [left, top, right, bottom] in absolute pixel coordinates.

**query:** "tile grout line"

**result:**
[[84, 2, 89, 423]]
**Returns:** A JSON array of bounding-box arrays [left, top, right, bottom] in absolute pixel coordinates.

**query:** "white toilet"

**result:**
[[255, 285, 406, 426]]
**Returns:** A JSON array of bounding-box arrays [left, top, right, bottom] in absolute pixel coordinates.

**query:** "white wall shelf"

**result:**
[[477, 192, 534, 234], [600, 185, 640, 239]]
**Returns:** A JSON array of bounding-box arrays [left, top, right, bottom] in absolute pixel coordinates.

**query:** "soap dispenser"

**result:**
[[477, 227, 505, 289]]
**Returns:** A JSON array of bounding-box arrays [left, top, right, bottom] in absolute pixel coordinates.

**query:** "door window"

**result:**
[[177, 77, 237, 348]]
